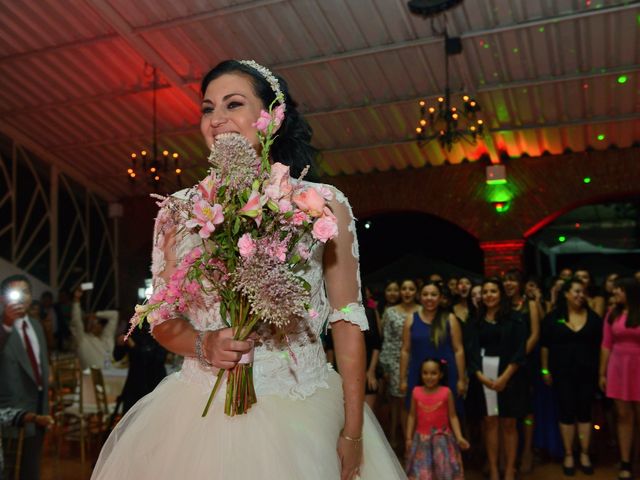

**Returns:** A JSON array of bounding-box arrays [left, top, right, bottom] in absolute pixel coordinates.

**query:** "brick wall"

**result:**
[[327, 147, 640, 274]]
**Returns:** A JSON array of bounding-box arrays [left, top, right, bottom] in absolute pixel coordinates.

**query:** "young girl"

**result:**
[[405, 358, 469, 480]]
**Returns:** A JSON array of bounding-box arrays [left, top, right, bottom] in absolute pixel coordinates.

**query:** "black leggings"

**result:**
[[553, 372, 595, 424]]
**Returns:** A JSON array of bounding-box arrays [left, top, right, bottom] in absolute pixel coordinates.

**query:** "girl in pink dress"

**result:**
[[405, 358, 469, 480], [599, 277, 640, 480]]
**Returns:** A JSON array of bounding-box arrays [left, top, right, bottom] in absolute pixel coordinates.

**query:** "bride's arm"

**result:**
[[323, 192, 368, 479], [148, 212, 251, 369]]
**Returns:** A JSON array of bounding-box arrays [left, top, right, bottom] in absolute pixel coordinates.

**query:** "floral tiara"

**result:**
[[238, 60, 286, 111]]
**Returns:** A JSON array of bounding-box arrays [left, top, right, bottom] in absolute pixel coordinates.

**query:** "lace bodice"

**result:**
[[149, 183, 368, 399]]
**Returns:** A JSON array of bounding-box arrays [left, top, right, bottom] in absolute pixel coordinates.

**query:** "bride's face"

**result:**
[[200, 73, 265, 151]]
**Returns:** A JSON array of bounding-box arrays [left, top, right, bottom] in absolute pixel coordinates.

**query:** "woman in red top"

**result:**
[[599, 277, 640, 480]]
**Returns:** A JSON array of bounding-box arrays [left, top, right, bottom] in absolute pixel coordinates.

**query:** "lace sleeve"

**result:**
[[323, 187, 369, 331], [148, 205, 179, 331]]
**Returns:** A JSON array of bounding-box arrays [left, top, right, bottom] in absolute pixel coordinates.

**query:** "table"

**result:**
[[82, 367, 128, 410]]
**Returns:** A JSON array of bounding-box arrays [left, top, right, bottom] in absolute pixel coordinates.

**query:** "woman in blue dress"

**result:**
[[399, 281, 466, 415]]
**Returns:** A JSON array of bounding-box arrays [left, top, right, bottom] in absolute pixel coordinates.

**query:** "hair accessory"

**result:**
[[440, 359, 448, 364], [238, 60, 286, 110]]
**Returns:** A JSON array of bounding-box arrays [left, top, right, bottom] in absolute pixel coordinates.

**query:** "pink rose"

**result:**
[[312, 215, 338, 243], [292, 188, 325, 217], [278, 198, 293, 213], [264, 162, 292, 201], [291, 210, 309, 226], [252, 110, 271, 133], [238, 233, 256, 258]]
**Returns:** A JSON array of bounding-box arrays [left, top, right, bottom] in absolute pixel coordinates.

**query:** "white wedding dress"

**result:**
[[91, 184, 406, 479]]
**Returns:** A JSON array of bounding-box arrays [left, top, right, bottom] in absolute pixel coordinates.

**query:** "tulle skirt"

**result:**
[[92, 370, 406, 479]]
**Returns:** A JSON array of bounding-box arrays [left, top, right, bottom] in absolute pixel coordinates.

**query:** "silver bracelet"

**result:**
[[195, 331, 212, 368]]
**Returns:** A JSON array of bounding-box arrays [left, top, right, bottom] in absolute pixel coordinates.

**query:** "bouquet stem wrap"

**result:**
[[203, 294, 259, 417]]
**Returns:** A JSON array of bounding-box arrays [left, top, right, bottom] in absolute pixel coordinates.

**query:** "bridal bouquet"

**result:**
[[127, 100, 338, 416]]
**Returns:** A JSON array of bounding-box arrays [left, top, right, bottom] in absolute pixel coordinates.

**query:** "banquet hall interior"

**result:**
[[1, 0, 639, 479]]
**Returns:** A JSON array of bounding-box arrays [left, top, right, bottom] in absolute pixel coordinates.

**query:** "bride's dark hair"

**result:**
[[201, 60, 318, 179]]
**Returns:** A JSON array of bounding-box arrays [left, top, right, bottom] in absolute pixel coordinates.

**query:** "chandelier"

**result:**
[[126, 66, 182, 187], [415, 30, 484, 150]]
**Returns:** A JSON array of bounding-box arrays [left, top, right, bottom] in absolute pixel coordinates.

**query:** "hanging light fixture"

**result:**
[[127, 66, 182, 187], [412, 22, 484, 150]]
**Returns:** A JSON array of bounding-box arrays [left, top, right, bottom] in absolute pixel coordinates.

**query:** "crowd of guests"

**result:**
[[353, 269, 640, 480], [1, 267, 639, 479]]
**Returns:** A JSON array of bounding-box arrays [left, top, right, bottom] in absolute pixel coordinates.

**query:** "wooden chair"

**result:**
[[89, 366, 114, 436], [2, 426, 25, 480], [51, 357, 89, 466]]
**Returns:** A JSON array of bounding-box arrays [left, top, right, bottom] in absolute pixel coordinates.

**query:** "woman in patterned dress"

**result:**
[[380, 279, 420, 448]]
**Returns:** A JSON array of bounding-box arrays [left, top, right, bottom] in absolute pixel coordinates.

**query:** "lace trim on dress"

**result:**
[[328, 303, 369, 331]]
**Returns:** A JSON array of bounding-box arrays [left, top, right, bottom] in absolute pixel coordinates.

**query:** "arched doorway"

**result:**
[[356, 211, 483, 289]]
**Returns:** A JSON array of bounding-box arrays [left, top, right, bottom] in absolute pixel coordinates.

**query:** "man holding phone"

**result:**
[[0, 274, 50, 480]]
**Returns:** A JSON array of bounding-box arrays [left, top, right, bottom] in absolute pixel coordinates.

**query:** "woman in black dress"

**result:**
[[540, 278, 601, 476], [467, 278, 528, 480], [113, 323, 168, 413]]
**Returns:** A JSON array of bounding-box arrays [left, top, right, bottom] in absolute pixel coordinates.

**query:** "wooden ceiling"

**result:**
[[1, 0, 639, 200]]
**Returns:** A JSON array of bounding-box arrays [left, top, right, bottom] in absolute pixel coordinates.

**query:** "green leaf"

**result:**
[[300, 278, 311, 292], [233, 216, 241, 235], [267, 200, 279, 212], [289, 253, 301, 265]]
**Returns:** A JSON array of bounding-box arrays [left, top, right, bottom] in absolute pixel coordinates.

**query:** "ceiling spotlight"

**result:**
[[407, 0, 464, 17]]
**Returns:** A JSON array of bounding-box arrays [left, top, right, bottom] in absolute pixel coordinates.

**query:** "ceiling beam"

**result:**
[[0, 0, 284, 65], [86, 0, 201, 106], [0, 120, 116, 201], [51, 126, 198, 152], [321, 112, 640, 155], [0, 34, 117, 64], [304, 64, 640, 118], [3, 59, 635, 120], [271, 3, 639, 71], [132, 0, 286, 34], [47, 64, 639, 152], [0, 83, 173, 117]]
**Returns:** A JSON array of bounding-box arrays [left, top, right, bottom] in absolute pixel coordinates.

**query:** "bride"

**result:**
[[92, 60, 405, 480]]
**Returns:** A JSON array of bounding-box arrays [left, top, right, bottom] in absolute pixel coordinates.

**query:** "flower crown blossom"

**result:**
[[238, 59, 286, 111]]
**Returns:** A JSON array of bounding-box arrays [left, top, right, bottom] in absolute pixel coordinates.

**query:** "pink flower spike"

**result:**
[[252, 110, 272, 133], [238, 233, 256, 258], [273, 104, 285, 129]]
